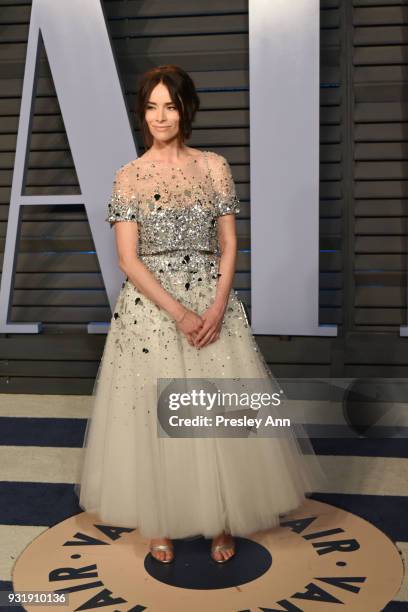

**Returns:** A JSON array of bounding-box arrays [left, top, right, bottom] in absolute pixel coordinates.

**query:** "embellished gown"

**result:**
[[74, 150, 327, 539]]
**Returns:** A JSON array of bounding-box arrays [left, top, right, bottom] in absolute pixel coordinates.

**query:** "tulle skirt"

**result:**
[[74, 250, 327, 539]]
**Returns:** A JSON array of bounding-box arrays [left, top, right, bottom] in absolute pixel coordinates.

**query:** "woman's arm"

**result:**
[[193, 153, 240, 348], [210, 152, 241, 315], [213, 215, 238, 315], [106, 165, 204, 341], [113, 221, 186, 322], [114, 225, 204, 343]]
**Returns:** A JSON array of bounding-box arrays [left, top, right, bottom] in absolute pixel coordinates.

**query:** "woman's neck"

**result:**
[[144, 143, 190, 163]]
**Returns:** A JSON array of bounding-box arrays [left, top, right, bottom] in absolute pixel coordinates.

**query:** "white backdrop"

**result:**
[[0, 0, 137, 334], [0, 0, 338, 337], [249, 0, 337, 336]]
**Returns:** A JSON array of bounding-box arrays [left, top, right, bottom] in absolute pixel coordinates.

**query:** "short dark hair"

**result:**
[[135, 65, 200, 149]]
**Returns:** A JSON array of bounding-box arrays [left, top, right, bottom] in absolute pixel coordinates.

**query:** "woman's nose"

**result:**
[[157, 108, 166, 121]]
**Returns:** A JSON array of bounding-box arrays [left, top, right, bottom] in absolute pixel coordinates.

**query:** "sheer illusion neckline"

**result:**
[[135, 150, 207, 168]]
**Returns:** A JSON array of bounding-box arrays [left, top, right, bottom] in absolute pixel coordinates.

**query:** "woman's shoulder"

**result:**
[[113, 158, 145, 186], [203, 150, 229, 167], [112, 162, 132, 192], [185, 148, 226, 167]]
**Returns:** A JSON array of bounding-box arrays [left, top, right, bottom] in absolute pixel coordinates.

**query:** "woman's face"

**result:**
[[144, 82, 181, 144]]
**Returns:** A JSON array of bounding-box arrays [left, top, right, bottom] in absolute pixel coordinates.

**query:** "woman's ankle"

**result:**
[[212, 531, 233, 540]]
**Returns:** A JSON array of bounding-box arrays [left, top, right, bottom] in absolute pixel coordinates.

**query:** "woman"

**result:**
[[75, 65, 326, 564]]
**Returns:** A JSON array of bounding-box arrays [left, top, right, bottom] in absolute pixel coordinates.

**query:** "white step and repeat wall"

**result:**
[[0, 0, 137, 334], [0, 0, 337, 336], [249, 0, 336, 336]]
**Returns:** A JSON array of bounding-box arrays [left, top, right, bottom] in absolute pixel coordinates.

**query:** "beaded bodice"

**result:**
[[105, 150, 240, 257]]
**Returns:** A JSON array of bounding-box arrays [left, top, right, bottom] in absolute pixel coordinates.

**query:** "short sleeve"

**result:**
[[104, 165, 139, 228], [207, 152, 240, 217]]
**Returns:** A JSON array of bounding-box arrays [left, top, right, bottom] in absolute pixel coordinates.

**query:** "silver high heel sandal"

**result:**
[[211, 539, 236, 563], [149, 542, 174, 563]]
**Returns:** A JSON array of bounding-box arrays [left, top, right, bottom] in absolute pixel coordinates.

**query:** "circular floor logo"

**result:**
[[12, 498, 403, 611]]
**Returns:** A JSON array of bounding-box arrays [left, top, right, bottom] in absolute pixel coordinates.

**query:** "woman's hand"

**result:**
[[175, 308, 204, 346], [192, 303, 226, 349]]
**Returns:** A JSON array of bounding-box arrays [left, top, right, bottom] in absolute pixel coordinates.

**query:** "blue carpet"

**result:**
[[0, 413, 405, 608], [1, 416, 408, 458]]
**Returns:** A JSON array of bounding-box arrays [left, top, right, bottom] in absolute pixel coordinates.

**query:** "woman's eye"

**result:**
[[146, 105, 175, 110]]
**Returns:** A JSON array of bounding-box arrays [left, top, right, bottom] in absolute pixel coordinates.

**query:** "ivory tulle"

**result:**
[[74, 262, 327, 539]]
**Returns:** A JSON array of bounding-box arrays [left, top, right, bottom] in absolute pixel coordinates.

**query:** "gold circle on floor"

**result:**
[[12, 498, 403, 612]]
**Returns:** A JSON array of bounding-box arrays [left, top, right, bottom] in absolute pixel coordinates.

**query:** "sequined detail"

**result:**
[[109, 249, 249, 358], [104, 150, 240, 258], [106, 192, 140, 224], [139, 249, 220, 294]]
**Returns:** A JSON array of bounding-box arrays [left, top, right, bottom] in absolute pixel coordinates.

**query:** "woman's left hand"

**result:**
[[191, 303, 226, 348]]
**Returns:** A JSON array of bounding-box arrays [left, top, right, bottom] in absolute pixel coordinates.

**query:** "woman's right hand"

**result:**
[[175, 308, 204, 346]]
